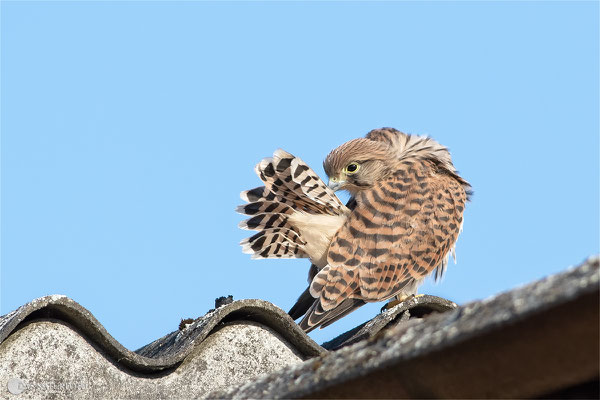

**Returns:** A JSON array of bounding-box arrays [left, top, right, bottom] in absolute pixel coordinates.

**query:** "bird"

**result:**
[[237, 128, 471, 332]]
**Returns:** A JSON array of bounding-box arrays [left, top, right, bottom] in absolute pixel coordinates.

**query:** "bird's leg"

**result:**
[[381, 294, 414, 312], [381, 293, 427, 312]]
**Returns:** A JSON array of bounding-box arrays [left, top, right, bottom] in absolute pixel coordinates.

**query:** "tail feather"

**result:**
[[288, 286, 314, 320], [299, 297, 365, 333]]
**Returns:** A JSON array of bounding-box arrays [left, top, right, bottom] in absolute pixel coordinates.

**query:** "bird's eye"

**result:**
[[345, 163, 360, 174]]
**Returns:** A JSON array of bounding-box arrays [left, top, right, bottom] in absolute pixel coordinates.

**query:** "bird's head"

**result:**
[[323, 138, 395, 195]]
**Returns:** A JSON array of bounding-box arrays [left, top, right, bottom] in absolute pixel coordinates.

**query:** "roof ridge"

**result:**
[[0, 296, 324, 373]]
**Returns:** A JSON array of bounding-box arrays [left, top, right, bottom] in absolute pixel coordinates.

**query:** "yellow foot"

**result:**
[[381, 294, 425, 312], [381, 295, 413, 312]]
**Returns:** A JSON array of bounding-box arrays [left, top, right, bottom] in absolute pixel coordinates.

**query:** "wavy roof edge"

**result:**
[[2, 255, 598, 386], [0, 296, 324, 373]]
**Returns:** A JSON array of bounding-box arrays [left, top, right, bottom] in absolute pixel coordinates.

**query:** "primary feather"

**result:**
[[238, 150, 349, 265]]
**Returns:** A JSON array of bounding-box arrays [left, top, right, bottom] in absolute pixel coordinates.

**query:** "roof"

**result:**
[[1, 256, 598, 399], [321, 294, 457, 351], [210, 256, 599, 399], [0, 296, 323, 398]]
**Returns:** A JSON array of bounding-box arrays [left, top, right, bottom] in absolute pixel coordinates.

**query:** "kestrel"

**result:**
[[238, 128, 470, 332]]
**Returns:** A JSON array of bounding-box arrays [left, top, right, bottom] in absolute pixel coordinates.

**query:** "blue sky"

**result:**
[[2, 1, 598, 349]]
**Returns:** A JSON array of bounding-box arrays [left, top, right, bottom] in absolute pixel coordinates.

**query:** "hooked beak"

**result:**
[[327, 177, 345, 192]]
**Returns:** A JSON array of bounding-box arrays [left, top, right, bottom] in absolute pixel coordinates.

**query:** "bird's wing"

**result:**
[[289, 197, 357, 322], [366, 128, 471, 282], [301, 159, 467, 330], [238, 149, 347, 260]]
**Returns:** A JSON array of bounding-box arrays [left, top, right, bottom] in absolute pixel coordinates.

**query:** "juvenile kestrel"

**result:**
[[238, 128, 470, 332]]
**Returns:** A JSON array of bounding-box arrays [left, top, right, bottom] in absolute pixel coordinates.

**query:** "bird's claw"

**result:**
[[381, 294, 413, 312], [380, 294, 427, 312]]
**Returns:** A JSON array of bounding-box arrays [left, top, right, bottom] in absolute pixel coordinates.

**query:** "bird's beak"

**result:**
[[327, 177, 345, 192]]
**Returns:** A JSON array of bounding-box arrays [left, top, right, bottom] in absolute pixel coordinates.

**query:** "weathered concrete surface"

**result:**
[[0, 296, 324, 399], [0, 296, 323, 373], [209, 256, 600, 399], [0, 292, 461, 399], [0, 320, 302, 399]]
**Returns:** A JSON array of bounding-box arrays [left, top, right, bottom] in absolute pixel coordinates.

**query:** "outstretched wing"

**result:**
[[300, 158, 467, 331], [238, 149, 347, 260]]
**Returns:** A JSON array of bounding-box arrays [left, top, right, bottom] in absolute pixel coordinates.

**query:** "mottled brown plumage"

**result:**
[[238, 128, 471, 332]]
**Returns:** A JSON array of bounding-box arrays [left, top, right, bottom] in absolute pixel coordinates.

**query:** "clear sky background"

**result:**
[[2, 1, 598, 349]]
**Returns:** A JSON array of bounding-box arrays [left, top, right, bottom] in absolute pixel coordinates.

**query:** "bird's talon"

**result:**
[[381, 294, 416, 312], [381, 299, 400, 312]]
